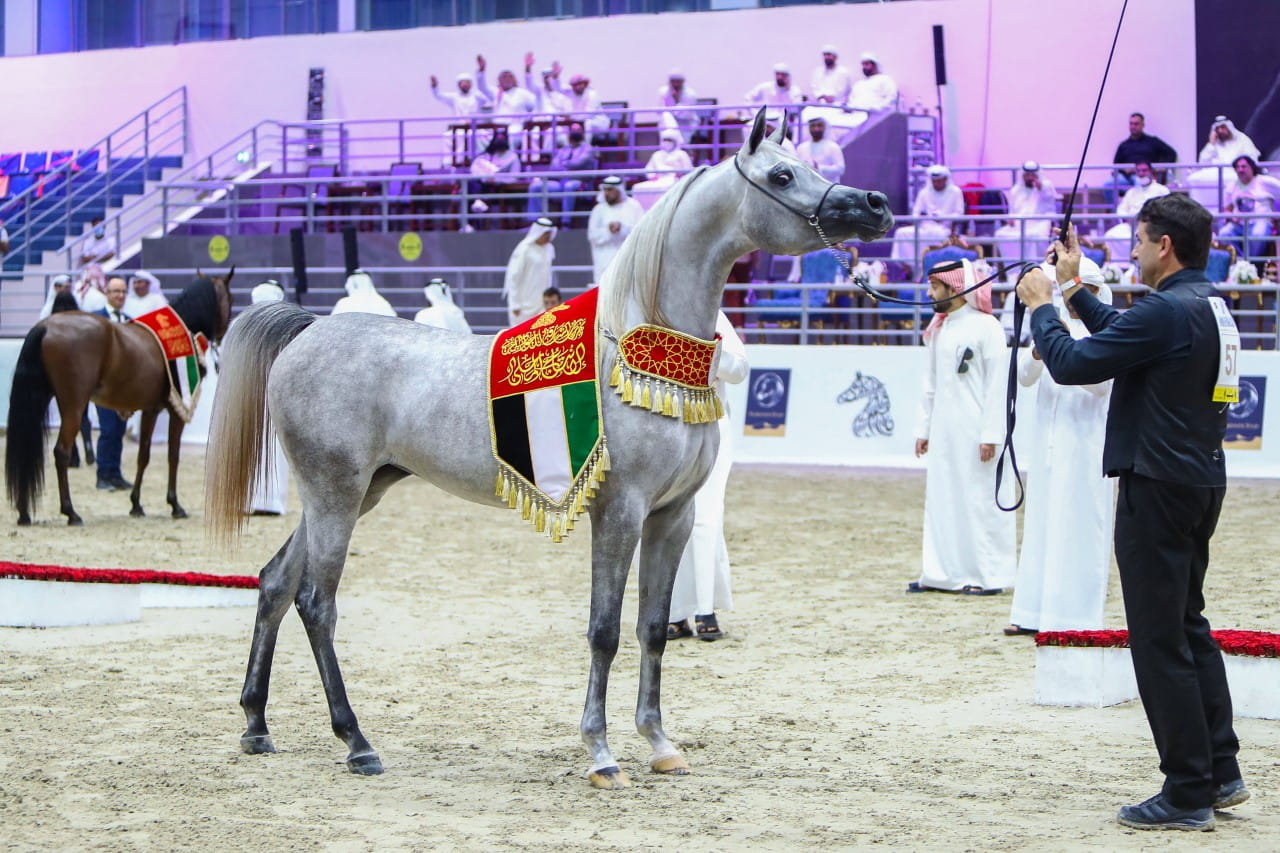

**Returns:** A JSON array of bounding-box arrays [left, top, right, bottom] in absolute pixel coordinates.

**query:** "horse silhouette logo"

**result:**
[[836, 372, 894, 437]]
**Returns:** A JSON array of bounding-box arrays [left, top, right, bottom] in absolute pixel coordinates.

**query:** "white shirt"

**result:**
[[849, 72, 898, 112], [744, 80, 804, 107], [1228, 174, 1280, 214], [810, 63, 853, 105], [124, 289, 168, 318], [659, 84, 701, 133], [642, 147, 693, 182], [587, 194, 645, 283], [1116, 180, 1171, 218], [476, 72, 537, 118], [432, 85, 490, 117], [80, 232, 116, 263], [912, 181, 966, 230], [1006, 178, 1057, 219], [552, 81, 611, 132], [796, 138, 845, 183]]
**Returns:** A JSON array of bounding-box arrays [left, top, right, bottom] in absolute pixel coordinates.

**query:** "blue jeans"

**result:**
[[528, 178, 584, 225], [1218, 220, 1275, 261], [95, 405, 126, 482]]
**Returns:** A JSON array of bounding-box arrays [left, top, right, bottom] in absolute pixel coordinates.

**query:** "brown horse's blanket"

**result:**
[[131, 306, 207, 422]]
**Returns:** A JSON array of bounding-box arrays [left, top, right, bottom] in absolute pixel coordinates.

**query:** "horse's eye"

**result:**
[[769, 169, 793, 187]]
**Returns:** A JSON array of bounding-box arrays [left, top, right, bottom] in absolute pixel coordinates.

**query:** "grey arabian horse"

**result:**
[[205, 109, 893, 788]]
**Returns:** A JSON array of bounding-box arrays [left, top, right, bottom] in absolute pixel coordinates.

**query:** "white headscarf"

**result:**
[[38, 274, 74, 320], [251, 280, 285, 304], [1202, 117, 1262, 164], [1046, 257, 1111, 334], [124, 270, 168, 317], [414, 278, 473, 333], [596, 176, 630, 204], [331, 270, 397, 317], [75, 265, 108, 312], [503, 219, 557, 317]]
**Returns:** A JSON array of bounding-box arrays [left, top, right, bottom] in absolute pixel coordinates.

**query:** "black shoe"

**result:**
[[84, 447, 96, 465], [1117, 793, 1214, 831], [97, 479, 116, 491], [1214, 779, 1250, 810], [109, 477, 133, 490]]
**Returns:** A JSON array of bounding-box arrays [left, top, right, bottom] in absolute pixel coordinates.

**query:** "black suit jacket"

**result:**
[[94, 306, 132, 323], [1030, 268, 1227, 487]]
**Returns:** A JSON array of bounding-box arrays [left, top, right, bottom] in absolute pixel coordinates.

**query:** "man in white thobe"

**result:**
[[891, 164, 965, 272], [993, 161, 1057, 266], [809, 44, 852, 109], [658, 69, 701, 142], [331, 270, 397, 317], [476, 55, 537, 139], [587, 176, 644, 284], [744, 63, 804, 110], [553, 73, 611, 135], [631, 129, 694, 210], [666, 311, 749, 641], [1103, 161, 1170, 263], [503, 218, 556, 326], [796, 116, 846, 183], [248, 280, 290, 515], [430, 71, 490, 117], [911, 258, 1016, 594], [123, 270, 168, 317], [1188, 116, 1261, 210], [1006, 259, 1114, 633], [414, 278, 472, 333]]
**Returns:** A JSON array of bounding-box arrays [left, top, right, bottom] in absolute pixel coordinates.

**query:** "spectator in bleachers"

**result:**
[[809, 44, 853, 109], [992, 160, 1057, 267], [659, 69, 701, 143], [476, 54, 537, 137], [78, 217, 115, 266], [796, 116, 846, 183], [503, 218, 557, 326], [587, 176, 644, 283], [528, 123, 597, 227], [331, 270, 397, 317], [554, 71, 611, 136], [890, 164, 964, 275], [524, 59, 572, 119], [1188, 116, 1261, 210], [849, 52, 898, 113], [74, 264, 108, 312], [1106, 112, 1177, 202], [1219, 155, 1280, 261], [123, 270, 167, 317], [430, 71, 490, 117], [467, 134, 523, 224], [38, 273, 74, 320], [414, 278, 472, 333], [744, 63, 804, 110], [1103, 161, 1170, 264], [631, 129, 694, 210], [542, 286, 563, 310]]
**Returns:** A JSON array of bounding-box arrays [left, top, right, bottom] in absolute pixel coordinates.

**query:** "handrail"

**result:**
[[3, 87, 188, 269]]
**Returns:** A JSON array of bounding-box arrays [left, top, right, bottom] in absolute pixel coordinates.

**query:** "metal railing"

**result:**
[[2, 87, 188, 271]]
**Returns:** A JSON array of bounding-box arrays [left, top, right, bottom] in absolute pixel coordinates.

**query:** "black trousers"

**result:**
[[1114, 471, 1239, 809]]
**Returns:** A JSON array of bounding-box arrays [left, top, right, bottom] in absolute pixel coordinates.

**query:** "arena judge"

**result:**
[[1016, 196, 1247, 832]]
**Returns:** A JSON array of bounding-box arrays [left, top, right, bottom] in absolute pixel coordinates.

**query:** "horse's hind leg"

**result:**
[[164, 414, 187, 518], [635, 499, 696, 777], [129, 410, 158, 517], [241, 521, 308, 755], [52, 401, 85, 526], [581, 499, 645, 789]]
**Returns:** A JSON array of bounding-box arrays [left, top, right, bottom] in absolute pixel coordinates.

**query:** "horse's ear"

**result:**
[[195, 267, 203, 279], [768, 112, 788, 145], [746, 108, 768, 155], [225, 265, 235, 286]]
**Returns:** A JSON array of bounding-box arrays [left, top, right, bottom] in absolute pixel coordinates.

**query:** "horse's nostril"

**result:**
[[866, 191, 887, 211]]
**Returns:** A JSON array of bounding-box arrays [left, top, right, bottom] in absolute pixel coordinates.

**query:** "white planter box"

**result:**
[[0, 577, 141, 627], [139, 583, 258, 609], [1036, 644, 1280, 719]]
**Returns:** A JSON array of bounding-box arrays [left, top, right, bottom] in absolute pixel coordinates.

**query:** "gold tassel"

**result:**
[[600, 444, 611, 472], [495, 471, 505, 497], [586, 483, 597, 499], [662, 388, 674, 417], [621, 375, 634, 403], [683, 392, 694, 423], [521, 490, 532, 520], [535, 505, 546, 533], [641, 380, 652, 410], [609, 359, 621, 388], [630, 377, 644, 407], [507, 483, 518, 508], [713, 395, 725, 420], [565, 514, 575, 533], [700, 398, 712, 423], [551, 518, 563, 543]]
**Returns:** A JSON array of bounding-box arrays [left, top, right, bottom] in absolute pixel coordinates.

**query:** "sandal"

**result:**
[[694, 613, 724, 641], [961, 585, 1003, 596], [667, 620, 693, 641], [1003, 624, 1037, 636]]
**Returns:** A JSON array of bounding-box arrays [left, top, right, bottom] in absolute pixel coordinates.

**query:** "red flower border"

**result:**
[[1036, 629, 1280, 658], [0, 561, 257, 589]]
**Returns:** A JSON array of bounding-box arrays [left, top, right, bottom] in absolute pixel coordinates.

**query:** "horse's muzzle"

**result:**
[[822, 187, 895, 242]]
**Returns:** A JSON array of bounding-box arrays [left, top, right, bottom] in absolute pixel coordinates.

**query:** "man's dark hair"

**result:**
[[1130, 111, 1145, 122], [1134, 160, 1153, 171], [543, 286, 562, 299], [1136, 193, 1212, 269], [1232, 155, 1262, 176]]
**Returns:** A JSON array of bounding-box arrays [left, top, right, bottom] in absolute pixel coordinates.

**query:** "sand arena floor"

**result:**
[[2, 439, 1278, 851]]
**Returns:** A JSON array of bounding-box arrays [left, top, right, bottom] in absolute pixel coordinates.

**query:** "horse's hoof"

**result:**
[[240, 733, 277, 754], [347, 751, 384, 775], [588, 766, 631, 789], [130, 506, 146, 518], [650, 753, 690, 775], [17, 514, 31, 526], [66, 515, 83, 527], [171, 507, 188, 520]]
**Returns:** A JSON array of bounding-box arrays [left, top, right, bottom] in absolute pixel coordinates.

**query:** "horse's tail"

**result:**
[[5, 325, 53, 519], [205, 302, 317, 546]]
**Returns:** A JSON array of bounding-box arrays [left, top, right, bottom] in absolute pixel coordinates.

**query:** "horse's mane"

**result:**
[[598, 165, 711, 337], [50, 292, 79, 314], [170, 276, 222, 339]]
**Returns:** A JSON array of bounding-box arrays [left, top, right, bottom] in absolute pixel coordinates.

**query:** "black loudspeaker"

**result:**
[[342, 226, 359, 277], [932, 25, 947, 87], [290, 227, 308, 296]]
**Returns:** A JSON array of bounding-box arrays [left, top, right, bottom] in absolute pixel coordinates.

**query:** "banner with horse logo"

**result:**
[[488, 288, 608, 542], [132, 306, 206, 422]]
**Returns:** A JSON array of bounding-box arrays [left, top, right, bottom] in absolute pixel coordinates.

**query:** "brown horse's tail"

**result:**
[[5, 324, 53, 521], [205, 301, 316, 546]]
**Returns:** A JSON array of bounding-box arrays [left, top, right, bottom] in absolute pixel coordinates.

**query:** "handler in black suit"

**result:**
[[1016, 195, 1247, 832], [93, 276, 133, 491]]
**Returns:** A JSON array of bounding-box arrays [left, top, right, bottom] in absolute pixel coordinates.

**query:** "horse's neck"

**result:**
[[650, 168, 754, 339]]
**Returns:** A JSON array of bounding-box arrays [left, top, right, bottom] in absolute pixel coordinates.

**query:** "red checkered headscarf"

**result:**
[[922, 258, 992, 343]]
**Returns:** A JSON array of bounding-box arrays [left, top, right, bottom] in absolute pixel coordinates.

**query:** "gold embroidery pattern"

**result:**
[[620, 327, 716, 386], [608, 324, 723, 424], [500, 318, 587, 355], [503, 342, 588, 387]]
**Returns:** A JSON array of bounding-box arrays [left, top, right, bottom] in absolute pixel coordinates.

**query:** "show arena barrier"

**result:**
[[1034, 629, 1280, 719], [0, 561, 258, 627]]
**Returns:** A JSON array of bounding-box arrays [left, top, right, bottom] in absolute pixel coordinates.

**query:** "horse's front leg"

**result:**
[[635, 497, 696, 777], [129, 410, 158, 517], [51, 411, 83, 526], [165, 413, 187, 518], [581, 497, 644, 789]]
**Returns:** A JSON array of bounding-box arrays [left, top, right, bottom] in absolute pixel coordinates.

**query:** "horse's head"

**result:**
[[836, 371, 870, 403], [734, 109, 894, 255], [175, 267, 235, 344]]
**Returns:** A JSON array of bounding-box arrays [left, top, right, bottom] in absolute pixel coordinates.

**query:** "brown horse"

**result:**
[[5, 272, 234, 525]]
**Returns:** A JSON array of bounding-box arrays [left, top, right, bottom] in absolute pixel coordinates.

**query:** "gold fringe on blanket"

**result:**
[[494, 440, 611, 543]]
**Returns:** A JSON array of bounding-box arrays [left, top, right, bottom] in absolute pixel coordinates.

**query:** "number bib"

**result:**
[[1207, 296, 1241, 404]]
